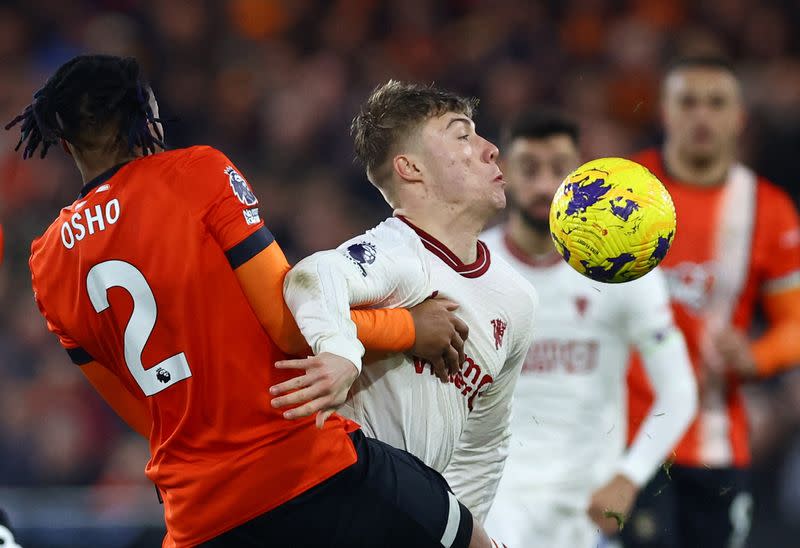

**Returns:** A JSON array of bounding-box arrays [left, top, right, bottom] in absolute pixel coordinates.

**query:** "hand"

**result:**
[[713, 329, 757, 378], [587, 474, 638, 536], [409, 296, 469, 383], [269, 352, 359, 429]]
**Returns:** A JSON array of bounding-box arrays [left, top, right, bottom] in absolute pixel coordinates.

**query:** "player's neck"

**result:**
[[396, 209, 482, 263], [663, 141, 733, 187], [75, 149, 140, 184], [507, 214, 555, 258]]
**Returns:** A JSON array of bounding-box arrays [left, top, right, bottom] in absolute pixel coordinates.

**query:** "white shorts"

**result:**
[[485, 491, 605, 548]]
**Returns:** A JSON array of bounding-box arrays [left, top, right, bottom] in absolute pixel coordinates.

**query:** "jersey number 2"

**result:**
[[87, 260, 192, 396]]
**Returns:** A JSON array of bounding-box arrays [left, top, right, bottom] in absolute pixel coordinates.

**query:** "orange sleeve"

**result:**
[[351, 308, 415, 353], [80, 360, 151, 439], [235, 242, 416, 356], [751, 287, 800, 376]]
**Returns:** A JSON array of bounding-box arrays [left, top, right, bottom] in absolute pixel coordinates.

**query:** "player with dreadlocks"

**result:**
[[9, 54, 488, 548]]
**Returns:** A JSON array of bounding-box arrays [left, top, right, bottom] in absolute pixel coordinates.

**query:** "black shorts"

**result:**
[[620, 464, 752, 548], [200, 429, 473, 548]]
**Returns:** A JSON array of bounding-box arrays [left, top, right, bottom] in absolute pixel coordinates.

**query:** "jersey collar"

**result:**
[[396, 215, 491, 278], [502, 230, 562, 268], [78, 161, 131, 198]]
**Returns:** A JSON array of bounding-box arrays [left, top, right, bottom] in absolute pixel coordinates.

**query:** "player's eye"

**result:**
[[459, 134, 470, 141], [709, 95, 727, 109], [680, 95, 697, 109], [522, 164, 539, 177], [553, 164, 571, 179]]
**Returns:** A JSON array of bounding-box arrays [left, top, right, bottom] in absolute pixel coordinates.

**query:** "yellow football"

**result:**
[[549, 157, 676, 283]]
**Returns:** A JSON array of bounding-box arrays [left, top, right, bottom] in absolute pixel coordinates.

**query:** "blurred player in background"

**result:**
[[279, 80, 538, 525], [624, 56, 800, 548], [481, 110, 697, 547], [11, 55, 488, 548]]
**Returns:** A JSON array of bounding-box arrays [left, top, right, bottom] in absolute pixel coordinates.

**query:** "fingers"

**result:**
[[443, 345, 460, 378], [275, 357, 317, 370], [451, 331, 465, 372], [271, 383, 326, 409], [431, 356, 449, 383], [587, 505, 625, 535], [282, 397, 328, 420], [269, 374, 312, 396], [316, 408, 335, 429], [430, 294, 458, 309], [453, 316, 469, 341]]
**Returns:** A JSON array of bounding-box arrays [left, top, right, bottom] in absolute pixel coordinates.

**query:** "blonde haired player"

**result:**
[[275, 81, 538, 545], [482, 109, 697, 548]]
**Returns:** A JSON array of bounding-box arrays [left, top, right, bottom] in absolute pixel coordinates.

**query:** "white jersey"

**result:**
[[285, 217, 538, 521], [481, 226, 696, 547]]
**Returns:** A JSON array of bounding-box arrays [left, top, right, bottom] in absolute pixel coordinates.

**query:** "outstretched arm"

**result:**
[[234, 241, 417, 356], [589, 270, 697, 535], [750, 287, 800, 376]]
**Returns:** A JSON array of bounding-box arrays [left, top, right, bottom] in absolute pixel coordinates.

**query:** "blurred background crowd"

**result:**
[[0, 0, 799, 546]]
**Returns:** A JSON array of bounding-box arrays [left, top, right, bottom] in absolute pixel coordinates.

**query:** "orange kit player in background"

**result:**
[[623, 56, 800, 548], [8, 55, 483, 548]]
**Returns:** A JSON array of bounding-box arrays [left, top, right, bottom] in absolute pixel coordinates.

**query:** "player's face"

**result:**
[[662, 67, 744, 163], [503, 134, 580, 232], [417, 112, 505, 220]]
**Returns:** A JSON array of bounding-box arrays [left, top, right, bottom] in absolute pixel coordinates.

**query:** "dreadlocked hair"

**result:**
[[5, 54, 165, 159]]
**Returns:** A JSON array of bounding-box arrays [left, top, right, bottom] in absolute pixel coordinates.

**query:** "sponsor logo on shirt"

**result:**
[[225, 166, 257, 206], [662, 261, 715, 313], [346, 242, 377, 276], [523, 339, 599, 374], [413, 354, 493, 411], [243, 207, 260, 225]]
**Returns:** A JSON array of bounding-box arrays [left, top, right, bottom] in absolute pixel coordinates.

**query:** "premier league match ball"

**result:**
[[549, 157, 676, 283]]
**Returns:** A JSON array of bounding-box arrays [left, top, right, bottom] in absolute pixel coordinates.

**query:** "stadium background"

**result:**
[[0, 0, 799, 546]]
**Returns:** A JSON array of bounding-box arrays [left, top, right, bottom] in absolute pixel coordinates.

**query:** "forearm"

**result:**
[[619, 329, 697, 486], [751, 321, 800, 377], [284, 251, 372, 370], [235, 243, 312, 356], [752, 287, 800, 376], [351, 308, 415, 353]]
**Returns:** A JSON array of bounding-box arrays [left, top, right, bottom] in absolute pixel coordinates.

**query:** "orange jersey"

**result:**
[[30, 146, 359, 546], [627, 148, 800, 468]]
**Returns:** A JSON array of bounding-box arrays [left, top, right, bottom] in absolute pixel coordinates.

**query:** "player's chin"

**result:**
[[489, 188, 507, 210]]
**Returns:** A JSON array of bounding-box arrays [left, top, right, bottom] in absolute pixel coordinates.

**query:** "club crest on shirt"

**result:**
[[346, 242, 377, 276], [491, 318, 507, 350], [225, 166, 257, 206]]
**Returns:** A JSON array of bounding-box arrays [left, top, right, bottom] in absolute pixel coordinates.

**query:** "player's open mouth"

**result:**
[[493, 172, 505, 184]]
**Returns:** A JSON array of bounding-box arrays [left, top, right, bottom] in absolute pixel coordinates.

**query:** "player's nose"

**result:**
[[482, 137, 499, 164]]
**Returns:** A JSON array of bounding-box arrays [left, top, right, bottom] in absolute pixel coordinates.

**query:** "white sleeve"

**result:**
[[444, 289, 538, 522], [283, 224, 430, 372], [616, 269, 698, 486]]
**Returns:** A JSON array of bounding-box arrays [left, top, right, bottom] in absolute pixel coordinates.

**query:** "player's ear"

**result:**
[[393, 154, 424, 184]]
